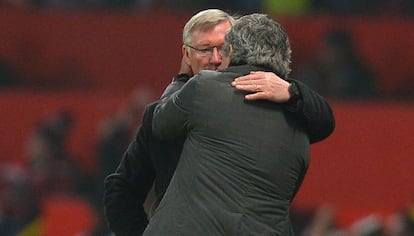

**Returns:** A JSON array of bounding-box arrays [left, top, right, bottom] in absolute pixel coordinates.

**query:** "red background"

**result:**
[[1, 7, 413, 234]]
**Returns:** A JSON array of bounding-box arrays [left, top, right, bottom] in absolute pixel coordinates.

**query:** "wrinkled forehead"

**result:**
[[190, 20, 231, 38], [191, 21, 232, 45], [193, 20, 226, 31]]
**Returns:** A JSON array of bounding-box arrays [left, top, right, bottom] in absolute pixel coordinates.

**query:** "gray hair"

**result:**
[[223, 13, 292, 78], [182, 9, 235, 46]]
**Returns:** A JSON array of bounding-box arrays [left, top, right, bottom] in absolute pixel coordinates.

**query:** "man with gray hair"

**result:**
[[146, 13, 319, 235], [104, 9, 334, 235]]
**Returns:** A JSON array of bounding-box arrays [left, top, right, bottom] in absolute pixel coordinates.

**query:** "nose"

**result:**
[[210, 47, 222, 66]]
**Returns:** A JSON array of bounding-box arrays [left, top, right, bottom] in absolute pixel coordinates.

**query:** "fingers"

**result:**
[[232, 83, 259, 92], [231, 71, 289, 103], [244, 92, 266, 101], [232, 83, 266, 101], [231, 77, 262, 88], [231, 72, 263, 92]]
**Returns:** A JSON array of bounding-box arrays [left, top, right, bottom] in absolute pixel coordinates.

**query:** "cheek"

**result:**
[[192, 57, 210, 71]]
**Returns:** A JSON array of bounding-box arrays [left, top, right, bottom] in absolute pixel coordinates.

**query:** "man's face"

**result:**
[[182, 21, 232, 74]]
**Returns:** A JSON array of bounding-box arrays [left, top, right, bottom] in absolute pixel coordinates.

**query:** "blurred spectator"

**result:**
[[0, 163, 40, 236], [25, 110, 92, 200], [93, 89, 152, 235], [385, 204, 414, 236], [0, 57, 18, 87], [96, 89, 152, 186], [290, 208, 315, 235], [348, 214, 385, 236], [302, 204, 345, 236], [26, 109, 74, 165], [294, 29, 379, 100]]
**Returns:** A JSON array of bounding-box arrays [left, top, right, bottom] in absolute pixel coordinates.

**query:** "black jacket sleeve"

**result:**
[[153, 76, 198, 140], [103, 104, 156, 236], [286, 79, 335, 143], [103, 75, 190, 235], [160, 74, 191, 99]]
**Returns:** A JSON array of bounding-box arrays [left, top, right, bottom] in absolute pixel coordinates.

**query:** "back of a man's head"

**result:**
[[182, 9, 235, 46], [224, 13, 292, 78]]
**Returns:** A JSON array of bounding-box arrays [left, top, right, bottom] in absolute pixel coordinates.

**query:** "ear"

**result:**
[[182, 45, 191, 65], [228, 44, 234, 57]]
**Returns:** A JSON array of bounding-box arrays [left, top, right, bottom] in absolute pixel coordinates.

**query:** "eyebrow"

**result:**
[[196, 44, 223, 48]]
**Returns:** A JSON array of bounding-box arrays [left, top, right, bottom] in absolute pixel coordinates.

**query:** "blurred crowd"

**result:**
[[1, 107, 413, 235], [1, 91, 413, 235], [292, 28, 379, 100], [0, 0, 414, 17], [293, 204, 414, 236], [0, 91, 152, 235]]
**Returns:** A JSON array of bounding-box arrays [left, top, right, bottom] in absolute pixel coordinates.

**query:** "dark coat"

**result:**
[[104, 67, 335, 235], [143, 65, 311, 235]]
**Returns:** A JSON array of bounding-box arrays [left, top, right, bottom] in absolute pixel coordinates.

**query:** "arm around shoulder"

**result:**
[[103, 104, 157, 235], [153, 77, 197, 140], [287, 79, 335, 143]]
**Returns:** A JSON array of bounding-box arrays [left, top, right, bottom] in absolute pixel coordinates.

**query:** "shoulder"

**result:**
[[198, 70, 234, 80], [184, 70, 235, 93], [194, 70, 234, 84], [198, 70, 222, 77], [142, 101, 159, 121], [144, 101, 158, 113]]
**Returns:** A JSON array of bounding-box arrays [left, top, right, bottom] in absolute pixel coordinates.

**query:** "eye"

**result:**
[[199, 48, 213, 53]]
